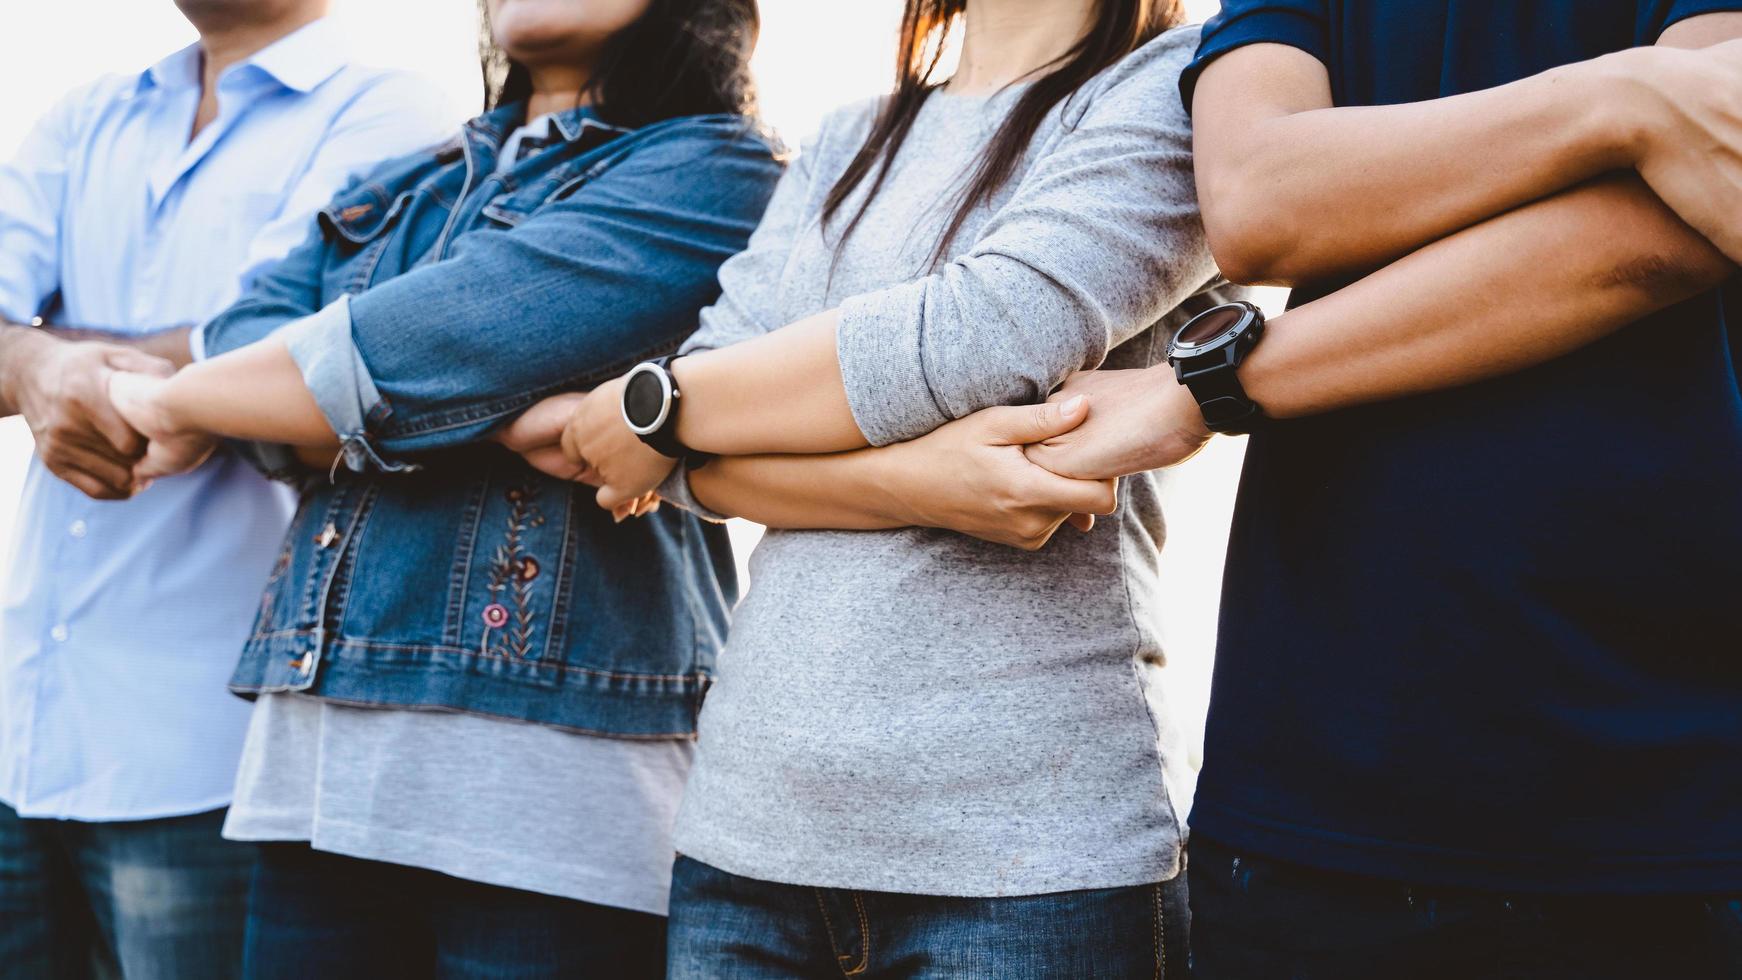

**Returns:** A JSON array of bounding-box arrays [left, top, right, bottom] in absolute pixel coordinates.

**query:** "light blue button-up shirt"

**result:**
[[0, 19, 453, 821]]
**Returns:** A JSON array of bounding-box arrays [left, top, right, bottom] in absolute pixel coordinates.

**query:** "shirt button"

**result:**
[[50, 625, 68, 643], [68, 520, 87, 539]]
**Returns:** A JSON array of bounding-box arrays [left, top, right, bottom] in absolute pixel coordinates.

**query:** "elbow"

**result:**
[[1199, 173, 1310, 287]]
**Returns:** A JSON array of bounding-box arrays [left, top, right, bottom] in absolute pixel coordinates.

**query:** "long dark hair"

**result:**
[[478, 0, 760, 128], [823, 0, 1182, 264]]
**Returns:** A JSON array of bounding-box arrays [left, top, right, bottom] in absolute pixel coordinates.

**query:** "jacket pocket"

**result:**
[[319, 186, 414, 247]]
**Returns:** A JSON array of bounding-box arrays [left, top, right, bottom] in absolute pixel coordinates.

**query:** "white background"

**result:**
[[0, 0, 1242, 762]]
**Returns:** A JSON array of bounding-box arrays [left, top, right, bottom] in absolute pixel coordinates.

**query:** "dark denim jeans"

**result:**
[[0, 802, 253, 980], [242, 843, 664, 979], [667, 855, 1190, 979], [1189, 836, 1742, 979]]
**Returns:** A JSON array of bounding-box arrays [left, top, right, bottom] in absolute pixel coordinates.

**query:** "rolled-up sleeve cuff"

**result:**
[[655, 463, 729, 524], [278, 294, 415, 474], [835, 286, 951, 447], [187, 320, 209, 361]]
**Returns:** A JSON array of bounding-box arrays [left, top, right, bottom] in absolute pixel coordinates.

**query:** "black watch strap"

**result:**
[[634, 358, 713, 464], [1176, 355, 1264, 434]]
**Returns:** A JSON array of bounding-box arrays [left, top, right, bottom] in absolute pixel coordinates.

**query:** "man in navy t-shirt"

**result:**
[[1025, 2, 1742, 976]]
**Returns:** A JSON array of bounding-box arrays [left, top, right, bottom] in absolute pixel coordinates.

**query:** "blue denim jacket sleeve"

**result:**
[[197, 187, 346, 358], [299, 119, 782, 471]]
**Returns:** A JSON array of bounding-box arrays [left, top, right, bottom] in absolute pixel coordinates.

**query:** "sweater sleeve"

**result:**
[[679, 117, 824, 355], [833, 28, 1220, 446]]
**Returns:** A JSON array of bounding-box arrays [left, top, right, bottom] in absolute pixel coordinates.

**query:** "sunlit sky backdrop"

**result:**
[[0, 0, 1239, 761]]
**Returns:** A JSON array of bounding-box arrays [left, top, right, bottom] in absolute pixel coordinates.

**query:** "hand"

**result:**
[[559, 377, 679, 515], [1021, 367, 1212, 481], [2, 331, 173, 499], [890, 394, 1118, 550], [106, 371, 219, 483], [495, 387, 672, 522], [495, 392, 594, 482], [1624, 40, 1742, 264]]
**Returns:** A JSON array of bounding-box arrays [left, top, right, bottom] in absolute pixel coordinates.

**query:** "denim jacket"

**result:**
[[199, 103, 782, 737]]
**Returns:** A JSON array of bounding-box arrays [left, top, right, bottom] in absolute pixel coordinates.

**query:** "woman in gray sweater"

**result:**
[[505, 0, 1234, 974]]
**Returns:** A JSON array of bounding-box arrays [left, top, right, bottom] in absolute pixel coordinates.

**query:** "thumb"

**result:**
[[103, 348, 176, 378], [978, 395, 1088, 446]]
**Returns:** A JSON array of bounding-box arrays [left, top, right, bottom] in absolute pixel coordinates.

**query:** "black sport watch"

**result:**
[[1165, 301, 1266, 435], [620, 357, 705, 461]]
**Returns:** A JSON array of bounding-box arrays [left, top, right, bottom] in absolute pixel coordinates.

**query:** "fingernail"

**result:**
[[1061, 395, 1086, 417]]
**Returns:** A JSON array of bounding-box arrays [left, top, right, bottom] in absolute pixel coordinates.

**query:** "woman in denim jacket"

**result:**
[[106, 0, 780, 975]]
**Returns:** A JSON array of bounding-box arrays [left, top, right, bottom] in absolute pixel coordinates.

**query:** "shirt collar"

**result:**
[[138, 17, 348, 96]]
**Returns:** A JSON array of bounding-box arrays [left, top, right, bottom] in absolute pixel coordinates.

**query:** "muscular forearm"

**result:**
[[669, 310, 866, 457], [0, 321, 192, 417], [157, 337, 338, 447], [1194, 45, 1650, 286], [0, 323, 51, 415], [1241, 173, 1731, 417], [688, 448, 916, 530], [41, 324, 194, 368]]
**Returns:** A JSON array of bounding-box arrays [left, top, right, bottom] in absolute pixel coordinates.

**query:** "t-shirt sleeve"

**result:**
[[1651, 0, 1742, 38], [1179, 0, 1330, 115]]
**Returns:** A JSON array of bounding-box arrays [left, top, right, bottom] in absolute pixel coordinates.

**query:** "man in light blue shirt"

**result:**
[[0, 1, 451, 974]]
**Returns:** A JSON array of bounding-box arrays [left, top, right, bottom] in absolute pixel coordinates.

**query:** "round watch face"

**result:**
[[1175, 304, 1246, 348], [623, 367, 670, 432]]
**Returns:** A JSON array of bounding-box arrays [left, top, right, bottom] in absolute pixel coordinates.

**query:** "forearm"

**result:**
[[157, 337, 338, 447], [1240, 173, 1731, 417], [41, 324, 194, 367], [1195, 45, 1648, 285], [687, 447, 917, 530], [670, 310, 866, 455], [0, 323, 51, 415]]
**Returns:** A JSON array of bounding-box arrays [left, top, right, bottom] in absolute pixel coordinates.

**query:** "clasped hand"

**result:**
[[497, 363, 1213, 550], [493, 376, 668, 522], [8, 335, 216, 500]]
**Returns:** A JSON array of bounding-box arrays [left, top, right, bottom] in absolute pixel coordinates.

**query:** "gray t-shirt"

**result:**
[[224, 694, 692, 915], [668, 27, 1234, 897]]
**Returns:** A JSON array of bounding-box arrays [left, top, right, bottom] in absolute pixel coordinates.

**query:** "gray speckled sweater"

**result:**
[[670, 26, 1239, 897]]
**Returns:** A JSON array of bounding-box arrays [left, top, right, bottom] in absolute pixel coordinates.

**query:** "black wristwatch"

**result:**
[[1165, 301, 1266, 434], [620, 357, 707, 461]]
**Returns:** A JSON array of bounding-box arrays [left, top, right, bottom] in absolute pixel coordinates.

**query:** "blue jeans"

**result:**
[[0, 802, 253, 980], [667, 855, 1190, 979], [1188, 836, 1742, 979], [242, 843, 664, 979]]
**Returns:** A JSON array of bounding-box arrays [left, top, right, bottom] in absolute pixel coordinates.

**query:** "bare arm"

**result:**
[[670, 310, 859, 454], [29, 323, 195, 369], [1243, 174, 1728, 417], [147, 336, 337, 448], [1192, 14, 1742, 285], [685, 398, 1117, 550], [1028, 171, 1733, 479]]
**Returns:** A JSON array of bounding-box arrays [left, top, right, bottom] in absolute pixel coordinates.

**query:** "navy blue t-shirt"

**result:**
[[1183, 0, 1742, 893]]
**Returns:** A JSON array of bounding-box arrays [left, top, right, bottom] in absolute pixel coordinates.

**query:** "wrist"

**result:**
[[1584, 46, 1670, 169], [148, 363, 199, 435], [865, 441, 936, 529], [0, 325, 54, 400], [1150, 363, 1209, 438]]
